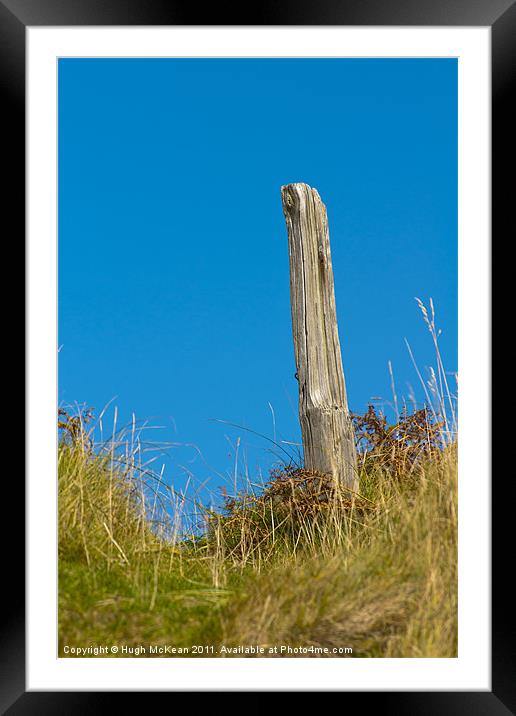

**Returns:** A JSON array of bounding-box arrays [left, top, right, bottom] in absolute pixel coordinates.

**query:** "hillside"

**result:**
[[58, 406, 457, 658]]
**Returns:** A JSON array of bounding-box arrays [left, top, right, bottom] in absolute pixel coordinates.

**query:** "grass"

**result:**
[[59, 297, 457, 658], [220, 450, 457, 658], [58, 405, 457, 658]]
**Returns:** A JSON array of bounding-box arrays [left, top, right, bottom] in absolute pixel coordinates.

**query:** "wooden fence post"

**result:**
[[281, 183, 357, 492]]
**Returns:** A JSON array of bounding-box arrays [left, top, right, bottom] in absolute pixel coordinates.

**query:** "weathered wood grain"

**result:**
[[281, 183, 357, 491]]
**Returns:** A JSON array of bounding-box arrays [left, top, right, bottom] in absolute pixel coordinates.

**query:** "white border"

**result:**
[[27, 27, 490, 691]]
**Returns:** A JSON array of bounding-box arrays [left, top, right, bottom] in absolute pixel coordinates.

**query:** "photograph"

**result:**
[[57, 56, 459, 659], [0, 2, 501, 700]]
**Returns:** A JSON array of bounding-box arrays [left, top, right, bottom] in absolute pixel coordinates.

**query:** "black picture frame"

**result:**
[[5, 0, 507, 710]]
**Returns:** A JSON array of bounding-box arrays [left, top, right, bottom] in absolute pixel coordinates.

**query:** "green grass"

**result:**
[[58, 421, 457, 658]]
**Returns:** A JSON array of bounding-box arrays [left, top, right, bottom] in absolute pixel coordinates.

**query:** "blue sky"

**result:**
[[58, 58, 457, 498]]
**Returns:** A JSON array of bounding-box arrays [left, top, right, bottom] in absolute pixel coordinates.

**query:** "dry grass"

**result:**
[[59, 406, 457, 658], [219, 448, 457, 657]]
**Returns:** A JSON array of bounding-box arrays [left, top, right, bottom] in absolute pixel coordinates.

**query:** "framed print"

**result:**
[[2, 0, 509, 709]]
